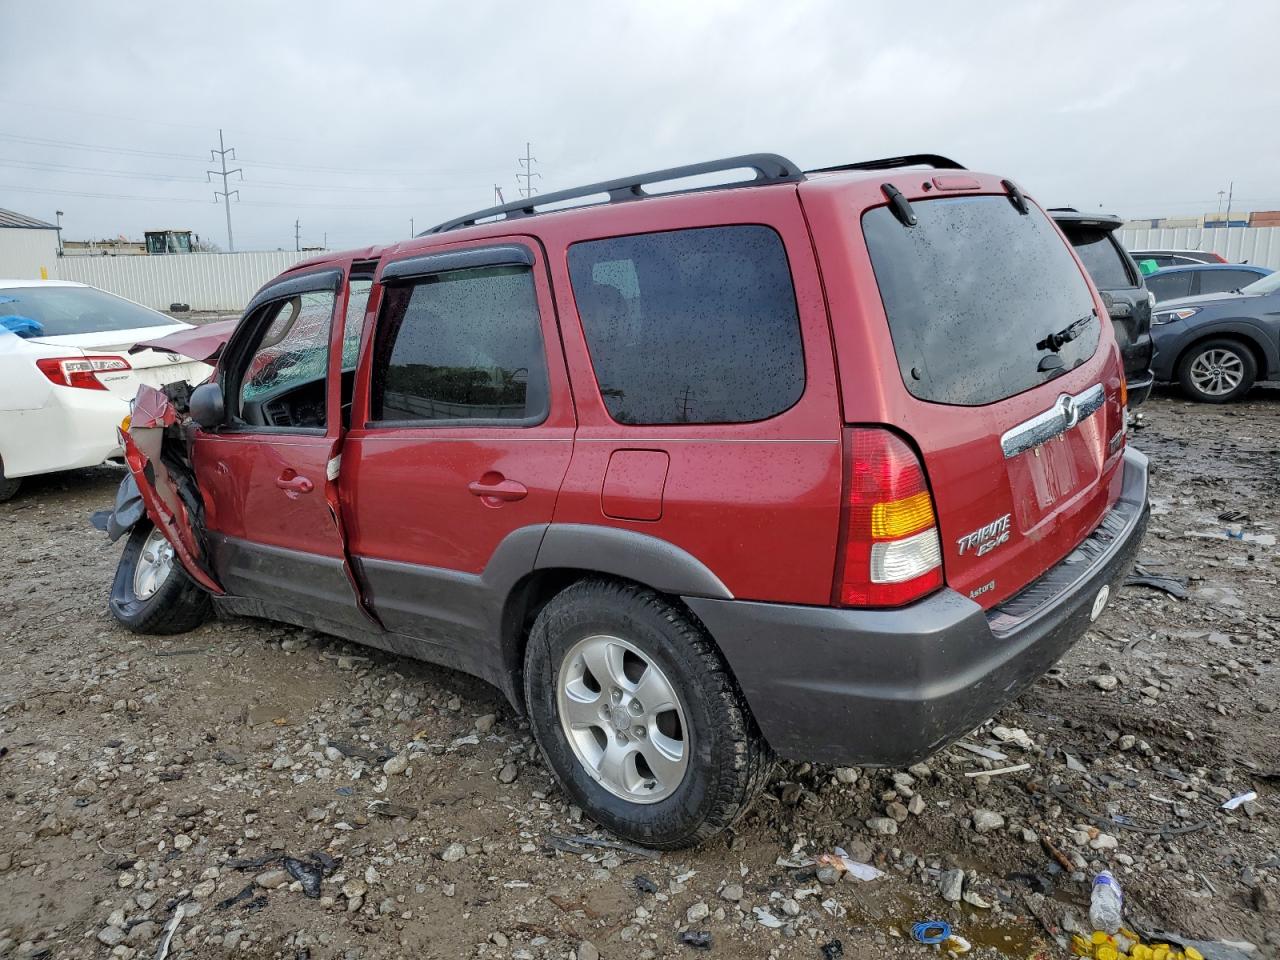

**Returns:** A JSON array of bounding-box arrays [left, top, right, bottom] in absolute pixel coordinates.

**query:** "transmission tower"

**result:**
[[207, 129, 242, 252], [517, 142, 541, 198]]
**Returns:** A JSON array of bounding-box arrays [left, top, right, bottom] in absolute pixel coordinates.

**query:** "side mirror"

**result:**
[[188, 381, 226, 429]]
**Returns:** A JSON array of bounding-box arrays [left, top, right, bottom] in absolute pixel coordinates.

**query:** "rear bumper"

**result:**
[[1125, 371, 1154, 407], [0, 388, 128, 478], [687, 447, 1149, 767]]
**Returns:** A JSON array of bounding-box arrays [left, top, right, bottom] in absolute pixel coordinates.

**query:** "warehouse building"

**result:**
[[0, 208, 61, 280]]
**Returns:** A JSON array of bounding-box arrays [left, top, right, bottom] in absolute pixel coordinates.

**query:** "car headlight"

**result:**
[[1152, 307, 1200, 325]]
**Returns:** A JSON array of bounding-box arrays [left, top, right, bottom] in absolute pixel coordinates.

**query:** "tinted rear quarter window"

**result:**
[[370, 266, 547, 424], [1146, 271, 1194, 302], [1067, 230, 1134, 290], [863, 196, 1098, 406], [568, 225, 804, 424], [1199, 269, 1259, 296]]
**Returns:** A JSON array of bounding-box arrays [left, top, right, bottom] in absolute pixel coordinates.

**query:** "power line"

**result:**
[[207, 130, 242, 252], [517, 142, 541, 198]]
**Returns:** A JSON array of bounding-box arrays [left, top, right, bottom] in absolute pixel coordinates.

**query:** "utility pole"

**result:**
[[494, 184, 505, 205], [1224, 180, 1234, 228], [1217, 190, 1226, 215], [55, 210, 63, 255], [409, 217, 414, 237], [207, 129, 242, 252], [517, 142, 541, 198], [294, 219, 301, 252]]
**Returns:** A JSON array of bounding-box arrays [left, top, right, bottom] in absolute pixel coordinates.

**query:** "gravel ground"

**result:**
[[1, 390, 1277, 960]]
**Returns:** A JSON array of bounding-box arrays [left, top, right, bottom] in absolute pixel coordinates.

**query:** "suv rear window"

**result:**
[[567, 225, 804, 424], [863, 195, 1099, 407], [1065, 229, 1134, 290]]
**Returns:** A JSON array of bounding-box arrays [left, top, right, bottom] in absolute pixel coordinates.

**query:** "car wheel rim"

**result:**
[[133, 527, 175, 600], [555, 634, 689, 804], [1190, 348, 1244, 396]]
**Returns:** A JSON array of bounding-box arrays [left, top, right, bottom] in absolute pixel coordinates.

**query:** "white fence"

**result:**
[[56, 251, 318, 311], [1119, 226, 1280, 271]]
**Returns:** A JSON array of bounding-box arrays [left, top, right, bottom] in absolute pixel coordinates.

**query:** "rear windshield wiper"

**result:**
[[1037, 313, 1094, 353]]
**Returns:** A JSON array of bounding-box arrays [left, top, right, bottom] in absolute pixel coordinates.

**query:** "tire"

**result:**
[[1177, 338, 1256, 403], [0, 466, 19, 503], [523, 579, 772, 849], [109, 521, 212, 634]]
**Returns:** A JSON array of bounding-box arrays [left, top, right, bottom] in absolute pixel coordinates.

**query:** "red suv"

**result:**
[[106, 153, 1149, 848]]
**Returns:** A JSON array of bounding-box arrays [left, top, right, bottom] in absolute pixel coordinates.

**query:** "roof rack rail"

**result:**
[[424, 153, 803, 234], [806, 153, 966, 174]]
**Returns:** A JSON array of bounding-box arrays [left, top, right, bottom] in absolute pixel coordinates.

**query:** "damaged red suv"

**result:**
[[106, 153, 1149, 848]]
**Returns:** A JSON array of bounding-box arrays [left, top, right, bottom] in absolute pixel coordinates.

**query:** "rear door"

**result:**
[[190, 266, 368, 632], [815, 187, 1130, 609], [341, 239, 574, 664], [1060, 223, 1154, 388]]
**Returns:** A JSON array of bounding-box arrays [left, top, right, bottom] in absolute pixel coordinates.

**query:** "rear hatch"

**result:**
[[857, 191, 1128, 609], [1052, 213, 1154, 392]]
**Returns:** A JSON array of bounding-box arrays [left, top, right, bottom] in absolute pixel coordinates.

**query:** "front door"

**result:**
[[342, 239, 574, 670], [192, 264, 369, 633]]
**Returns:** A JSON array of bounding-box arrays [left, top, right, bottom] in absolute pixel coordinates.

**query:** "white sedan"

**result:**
[[0, 279, 212, 501]]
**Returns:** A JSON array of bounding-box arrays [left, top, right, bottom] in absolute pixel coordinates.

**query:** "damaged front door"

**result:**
[[189, 266, 371, 634]]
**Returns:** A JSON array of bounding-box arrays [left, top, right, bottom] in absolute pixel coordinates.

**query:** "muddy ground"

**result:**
[[1, 390, 1277, 960]]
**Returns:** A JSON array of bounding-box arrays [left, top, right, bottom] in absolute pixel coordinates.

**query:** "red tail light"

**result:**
[[834, 428, 944, 608], [1208, 252, 1227, 263], [36, 355, 131, 390]]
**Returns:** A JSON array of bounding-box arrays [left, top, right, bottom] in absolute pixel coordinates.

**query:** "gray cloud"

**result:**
[[1, 0, 1275, 252]]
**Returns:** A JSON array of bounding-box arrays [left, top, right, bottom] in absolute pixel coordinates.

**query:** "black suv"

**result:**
[[1052, 210, 1154, 406]]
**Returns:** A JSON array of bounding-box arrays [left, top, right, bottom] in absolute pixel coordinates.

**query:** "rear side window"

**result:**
[[568, 225, 804, 424], [863, 196, 1098, 407], [1146, 271, 1194, 302], [1199, 269, 1259, 296], [1066, 230, 1134, 290], [370, 266, 547, 424]]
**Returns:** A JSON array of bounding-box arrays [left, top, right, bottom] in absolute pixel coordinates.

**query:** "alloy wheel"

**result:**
[[1189, 348, 1245, 397], [133, 527, 175, 600]]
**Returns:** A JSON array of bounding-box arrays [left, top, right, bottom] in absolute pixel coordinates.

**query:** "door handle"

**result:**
[[276, 473, 314, 495], [468, 477, 528, 503]]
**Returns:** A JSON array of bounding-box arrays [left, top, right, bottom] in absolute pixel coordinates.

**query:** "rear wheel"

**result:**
[[523, 579, 771, 848], [0, 457, 20, 503], [109, 522, 211, 634], [1177, 338, 1256, 403]]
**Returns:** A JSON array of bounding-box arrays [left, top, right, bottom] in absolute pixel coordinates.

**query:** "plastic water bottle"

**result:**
[[1089, 870, 1124, 934]]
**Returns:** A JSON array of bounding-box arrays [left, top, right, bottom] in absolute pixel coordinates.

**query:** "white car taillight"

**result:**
[[35, 355, 131, 390]]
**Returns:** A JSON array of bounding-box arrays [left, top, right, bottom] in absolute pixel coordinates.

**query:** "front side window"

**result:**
[[370, 265, 547, 423], [567, 225, 805, 425], [238, 290, 335, 424]]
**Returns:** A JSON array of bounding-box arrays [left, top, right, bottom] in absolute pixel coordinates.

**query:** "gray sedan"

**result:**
[[1151, 270, 1280, 402]]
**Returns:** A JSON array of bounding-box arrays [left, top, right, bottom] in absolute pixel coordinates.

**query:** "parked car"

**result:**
[[1151, 269, 1280, 402], [1050, 210, 1154, 406], [0, 280, 212, 501], [1129, 248, 1227, 268], [1145, 263, 1272, 303], [103, 153, 1148, 848]]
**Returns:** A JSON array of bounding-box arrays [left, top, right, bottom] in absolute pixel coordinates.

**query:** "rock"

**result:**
[[720, 883, 743, 902], [886, 801, 909, 823], [305, 806, 327, 822], [971, 809, 1005, 833], [1117, 735, 1137, 751], [71, 777, 97, 796], [498, 762, 518, 784], [963, 889, 993, 909], [834, 767, 858, 785], [489, 932, 509, 948], [191, 879, 216, 899], [939, 869, 964, 902], [126, 921, 157, 945], [475, 713, 497, 734], [816, 865, 841, 885], [907, 794, 926, 816], [383, 753, 408, 776], [256, 869, 289, 889], [441, 842, 467, 863], [577, 942, 600, 960], [324, 746, 344, 763], [1089, 833, 1118, 851], [342, 878, 368, 900], [844, 839, 873, 862], [97, 926, 125, 947], [172, 833, 192, 851], [781, 898, 801, 917], [1253, 885, 1278, 914], [686, 901, 710, 923], [866, 817, 898, 836], [1141, 685, 1161, 700], [1092, 674, 1119, 692]]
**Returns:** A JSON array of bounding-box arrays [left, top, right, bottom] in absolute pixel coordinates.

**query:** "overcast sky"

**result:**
[[2, 1, 1276, 252]]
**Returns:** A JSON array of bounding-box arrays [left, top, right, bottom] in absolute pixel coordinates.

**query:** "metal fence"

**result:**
[[55, 250, 318, 311], [1119, 226, 1280, 271]]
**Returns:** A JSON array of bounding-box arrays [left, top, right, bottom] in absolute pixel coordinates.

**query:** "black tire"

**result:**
[[1177, 338, 1257, 403], [523, 579, 772, 849], [109, 521, 212, 634], [0, 465, 19, 503]]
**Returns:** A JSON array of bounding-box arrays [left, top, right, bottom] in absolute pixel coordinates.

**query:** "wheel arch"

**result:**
[[1174, 326, 1271, 384]]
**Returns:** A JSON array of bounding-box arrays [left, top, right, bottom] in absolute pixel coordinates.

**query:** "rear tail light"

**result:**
[[834, 428, 944, 607], [1208, 252, 1227, 263], [36, 355, 131, 390]]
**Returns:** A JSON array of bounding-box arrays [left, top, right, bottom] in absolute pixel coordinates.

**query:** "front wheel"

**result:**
[[1177, 338, 1256, 403], [523, 579, 771, 849], [0, 457, 20, 503], [109, 522, 211, 634]]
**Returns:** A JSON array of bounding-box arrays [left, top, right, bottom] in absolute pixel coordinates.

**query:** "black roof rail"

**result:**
[[806, 153, 966, 174], [423, 153, 803, 235]]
